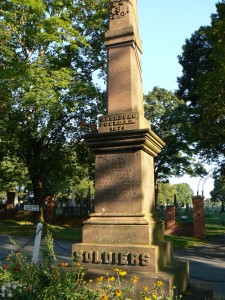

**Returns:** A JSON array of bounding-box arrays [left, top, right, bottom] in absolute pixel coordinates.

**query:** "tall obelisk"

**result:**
[[72, 1, 188, 297]]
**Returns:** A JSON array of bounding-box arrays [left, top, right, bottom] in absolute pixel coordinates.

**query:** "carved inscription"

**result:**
[[95, 153, 141, 213], [99, 113, 137, 132], [73, 250, 150, 266], [110, 1, 129, 20]]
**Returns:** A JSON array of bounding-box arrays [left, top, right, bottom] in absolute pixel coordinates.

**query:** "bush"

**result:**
[[0, 232, 180, 300]]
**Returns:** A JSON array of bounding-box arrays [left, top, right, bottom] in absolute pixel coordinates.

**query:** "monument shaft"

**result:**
[[106, 0, 143, 115]]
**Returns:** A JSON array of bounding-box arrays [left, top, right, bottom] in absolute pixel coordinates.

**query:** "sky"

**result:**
[[138, 0, 218, 94], [137, 1, 219, 198]]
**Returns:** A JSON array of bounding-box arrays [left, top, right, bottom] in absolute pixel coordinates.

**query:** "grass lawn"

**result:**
[[0, 211, 224, 250], [0, 219, 82, 241], [165, 211, 225, 250]]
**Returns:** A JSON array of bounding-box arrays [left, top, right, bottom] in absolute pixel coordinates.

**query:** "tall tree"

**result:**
[[144, 87, 205, 182], [0, 0, 108, 221], [157, 182, 193, 207], [0, 156, 30, 193], [210, 176, 225, 212], [173, 183, 193, 207], [177, 1, 225, 171], [157, 182, 176, 206]]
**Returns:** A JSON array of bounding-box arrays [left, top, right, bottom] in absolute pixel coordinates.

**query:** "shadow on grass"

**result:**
[[0, 220, 35, 236], [0, 220, 82, 241], [165, 235, 204, 250], [45, 224, 82, 241]]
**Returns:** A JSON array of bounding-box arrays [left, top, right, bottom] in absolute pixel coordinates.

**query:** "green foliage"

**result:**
[[211, 176, 225, 202], [157, 183, 176, 205], [0, 157, 30, 193], [177, 1, 225, 170], [0, 232, 99, 299], [173, 183, 193, 206], [210, 176, 225, 211], [144, 87, 206, 181], [157, 182, 193, 206], [0, 0, 108, 220]]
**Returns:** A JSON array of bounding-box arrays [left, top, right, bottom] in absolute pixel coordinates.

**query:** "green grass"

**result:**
[[165, 235, 204, 250], [45, 223, 82, 241], [165, 211, 225, 250], [205, 211, 225, 239], [0, 220, 35, 236], [0, 220, 82, 241]]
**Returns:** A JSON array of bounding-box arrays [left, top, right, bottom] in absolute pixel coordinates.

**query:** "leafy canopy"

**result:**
[[0, 0, 108, 218], [144, 87, 206, 181], [157, 182, 193, 206], [177, 0, 225, 170]]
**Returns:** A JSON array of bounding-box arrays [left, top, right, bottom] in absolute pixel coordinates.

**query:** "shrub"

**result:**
[[0, 232, 181, 300]]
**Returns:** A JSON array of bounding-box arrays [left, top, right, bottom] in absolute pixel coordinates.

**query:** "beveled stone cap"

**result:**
[[85, 129, 165, 157]]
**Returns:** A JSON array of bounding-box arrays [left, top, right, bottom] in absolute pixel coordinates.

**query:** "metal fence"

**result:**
[[156, 206, 193, 223], [55, 203, 94, 217], [175, 208, 193, 222]]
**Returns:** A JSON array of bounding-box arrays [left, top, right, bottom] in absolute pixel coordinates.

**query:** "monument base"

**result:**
[[73, 129, 189, 297], [73, 217, 188, 297], [72, 240, 189, 298]]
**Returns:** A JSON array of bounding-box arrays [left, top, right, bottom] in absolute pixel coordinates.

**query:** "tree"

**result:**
[[157, 182, 193, 207], [0, 0, 108, 222], [157, 182, 176, 206], [0, 157, 29, 192], [210, 176, 225, 212], [173, 183, 193, 207], [144, 87, 206, 181], [177, 1, 225, 171]]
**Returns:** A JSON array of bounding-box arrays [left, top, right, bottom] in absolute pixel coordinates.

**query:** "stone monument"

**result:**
[[72, 0, 188, 297]]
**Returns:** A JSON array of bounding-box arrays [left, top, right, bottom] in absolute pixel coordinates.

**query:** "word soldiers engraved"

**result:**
[[72, 0, 189, 297]]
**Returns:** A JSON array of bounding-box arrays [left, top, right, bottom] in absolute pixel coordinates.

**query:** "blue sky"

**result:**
[[139, 0, 218, 94], [138, 1, 219, 197]]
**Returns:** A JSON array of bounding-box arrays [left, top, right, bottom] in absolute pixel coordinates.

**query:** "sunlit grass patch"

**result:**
[[45, 223, 82, 241], [165, 235, 204, 250], [0, 220, 82, 241], [0, 220, 35, 236]]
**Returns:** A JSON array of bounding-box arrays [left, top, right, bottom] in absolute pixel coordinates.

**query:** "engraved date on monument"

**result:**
[[110, 1, 129, 20], [99, 113, 137, 132], [73, 250, 150, 266]]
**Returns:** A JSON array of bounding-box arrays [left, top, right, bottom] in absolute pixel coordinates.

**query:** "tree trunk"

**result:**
[[221, 199, 225, 212], [32, 179, 45, 224]]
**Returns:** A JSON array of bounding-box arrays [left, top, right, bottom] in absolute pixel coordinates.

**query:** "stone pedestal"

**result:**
[[72, 130, 189, 297]]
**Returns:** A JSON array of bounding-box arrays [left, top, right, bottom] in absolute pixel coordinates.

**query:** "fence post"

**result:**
[[166, 205, 176, 229], [32, 223, 43, 264], [192, 195, 205, 240]]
